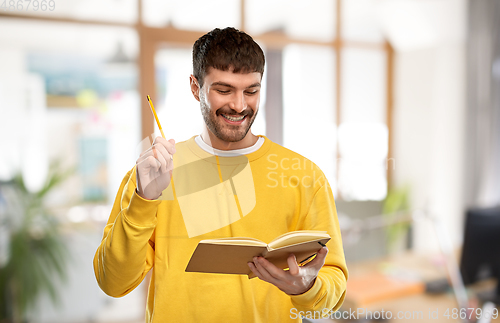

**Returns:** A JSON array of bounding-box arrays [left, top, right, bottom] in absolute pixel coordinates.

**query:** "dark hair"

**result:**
[[192, 27, 265, 87]]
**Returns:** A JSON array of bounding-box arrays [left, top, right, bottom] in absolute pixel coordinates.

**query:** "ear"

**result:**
[[190, 75, 200, 102]]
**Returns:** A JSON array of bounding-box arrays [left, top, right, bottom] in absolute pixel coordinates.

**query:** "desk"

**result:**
[[339, 252, 499, 323]]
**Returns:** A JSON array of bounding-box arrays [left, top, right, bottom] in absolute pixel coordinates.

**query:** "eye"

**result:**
[[216, 89, 230, 94], [245, 90, 259, 95]]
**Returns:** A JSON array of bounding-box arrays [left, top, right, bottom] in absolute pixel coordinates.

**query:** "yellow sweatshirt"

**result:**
[[94, 135, 348, 322]]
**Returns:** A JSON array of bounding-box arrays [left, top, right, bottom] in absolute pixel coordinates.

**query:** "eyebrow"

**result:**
[[211, 82, 261, 89]]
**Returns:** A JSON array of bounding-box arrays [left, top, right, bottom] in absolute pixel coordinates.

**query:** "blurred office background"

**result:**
[[0, 0, 499, 322]]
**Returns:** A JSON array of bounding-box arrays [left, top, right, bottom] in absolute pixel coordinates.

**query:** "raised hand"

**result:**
[[136, 137, 176, 200]]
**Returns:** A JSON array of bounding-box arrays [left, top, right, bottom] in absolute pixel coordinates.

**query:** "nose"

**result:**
[[229, 91, 247, 113]]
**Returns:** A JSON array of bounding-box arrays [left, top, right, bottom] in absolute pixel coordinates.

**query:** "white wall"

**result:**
[[390, 0, 467, 252]]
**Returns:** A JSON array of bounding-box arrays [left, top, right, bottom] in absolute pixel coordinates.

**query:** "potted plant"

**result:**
[[382, 184, 411, 255], [0, 162, 72, 323]]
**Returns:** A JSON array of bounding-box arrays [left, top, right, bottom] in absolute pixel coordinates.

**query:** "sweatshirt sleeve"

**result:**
[[290, 176, 348, 315], [93, 166, 161, 297]]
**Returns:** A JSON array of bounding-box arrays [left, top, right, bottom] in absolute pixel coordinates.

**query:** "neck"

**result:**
[[201, 129, 258, 150]]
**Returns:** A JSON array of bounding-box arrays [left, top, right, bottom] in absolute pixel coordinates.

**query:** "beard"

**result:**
[[200, 97, 258, 143]]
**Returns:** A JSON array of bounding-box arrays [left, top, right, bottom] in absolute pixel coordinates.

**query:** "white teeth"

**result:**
[[221, 114, 245, 121]]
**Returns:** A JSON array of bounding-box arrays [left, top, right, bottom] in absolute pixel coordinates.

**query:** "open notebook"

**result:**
[[185, 230, 331, 278]]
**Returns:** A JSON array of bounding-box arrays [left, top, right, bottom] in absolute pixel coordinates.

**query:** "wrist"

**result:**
[[135, 188, 162, 200], [288, 277, 316, 296]]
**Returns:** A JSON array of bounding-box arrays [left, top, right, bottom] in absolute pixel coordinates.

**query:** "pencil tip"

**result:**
[[147, 95, 150, 101]]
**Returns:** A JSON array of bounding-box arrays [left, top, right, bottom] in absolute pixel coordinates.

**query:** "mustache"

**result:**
[[217, 110, 253, 117]]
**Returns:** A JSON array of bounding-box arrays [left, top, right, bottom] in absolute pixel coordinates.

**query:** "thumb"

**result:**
[[168, 139, 176, 145], [287, 254, 300, 276], [307, 247, 328, 268]]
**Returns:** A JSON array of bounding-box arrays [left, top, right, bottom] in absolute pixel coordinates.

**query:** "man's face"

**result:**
[[192, 68, 261, 143]]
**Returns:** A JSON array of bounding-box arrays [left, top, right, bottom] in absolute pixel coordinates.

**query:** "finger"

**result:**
[[137, 155, 161, 173], [154, 143, 173, 170], [253, 257, 282, 282], [287, 254, 300, 276], [153, 136, 176, 156], [136, 157, 161, 195], [153, 146, 168, 174], [152, 138, 175, 161], [248, 261, 263, 280], [137, 145, 156, 163], [252, 257, 276, 283], [305, 247, 328, 269], [139, 136, 158, 157], [152, 145, 158, 160]]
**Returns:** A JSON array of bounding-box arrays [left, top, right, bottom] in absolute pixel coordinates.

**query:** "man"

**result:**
[[94, 27, 347, 322]]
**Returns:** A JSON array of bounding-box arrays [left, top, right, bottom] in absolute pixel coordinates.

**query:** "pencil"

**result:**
[[146, 95, 173, 160], [147, 95, 166, 139]]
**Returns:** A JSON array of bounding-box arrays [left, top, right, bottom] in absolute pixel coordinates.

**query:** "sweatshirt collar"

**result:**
[[186, 134, 272, 165]]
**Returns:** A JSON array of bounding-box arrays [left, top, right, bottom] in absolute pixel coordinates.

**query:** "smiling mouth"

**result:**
[[221, 114, 246, 122]]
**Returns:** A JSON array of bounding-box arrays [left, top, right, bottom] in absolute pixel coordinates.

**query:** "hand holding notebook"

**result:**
[[185, 230, 330, 279]]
